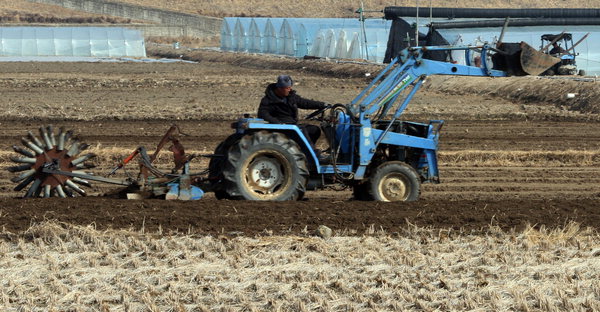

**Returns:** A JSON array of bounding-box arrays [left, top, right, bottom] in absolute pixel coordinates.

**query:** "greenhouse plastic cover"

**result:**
[[0, 56, 193, 63], [220, 17, 391, 62], [0, 27, 146, 57], [220, 18, 235, 52]]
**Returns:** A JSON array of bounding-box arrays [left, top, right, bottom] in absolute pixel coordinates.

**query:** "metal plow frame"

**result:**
[[7, 125, 207, 200]]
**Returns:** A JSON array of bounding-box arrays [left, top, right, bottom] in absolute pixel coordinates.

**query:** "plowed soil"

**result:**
[[1, 197, 599, 236], [1, 56, 599, 236]]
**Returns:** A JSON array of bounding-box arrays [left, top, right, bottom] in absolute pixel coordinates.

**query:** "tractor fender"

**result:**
[[245, 123, 320, 168]]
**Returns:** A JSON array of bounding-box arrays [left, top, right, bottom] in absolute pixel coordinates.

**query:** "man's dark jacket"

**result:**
[[258, 83, 325, 124]]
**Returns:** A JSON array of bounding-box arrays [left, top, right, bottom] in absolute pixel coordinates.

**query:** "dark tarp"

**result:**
[[492, 42, 527, 76], [384, 18, 450, 63], [422, 28, 451, 62], [384, 18, 418, 63]]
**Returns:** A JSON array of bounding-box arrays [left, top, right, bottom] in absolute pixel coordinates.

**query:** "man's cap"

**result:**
[[276, 75, 293, 88]]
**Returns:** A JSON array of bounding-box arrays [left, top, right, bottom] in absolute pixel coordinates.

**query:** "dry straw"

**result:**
[[3, 148, 600, 169], [0, 221, 599, 310]]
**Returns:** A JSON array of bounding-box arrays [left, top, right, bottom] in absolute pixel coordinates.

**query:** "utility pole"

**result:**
[[415, 0, 419, 47], [429, 0, 433, 24], [359, 2, 369, 60]]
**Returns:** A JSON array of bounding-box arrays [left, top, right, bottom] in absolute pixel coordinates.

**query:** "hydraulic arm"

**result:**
[[350, 45, 506, 118], [346, 45, 507, 179]]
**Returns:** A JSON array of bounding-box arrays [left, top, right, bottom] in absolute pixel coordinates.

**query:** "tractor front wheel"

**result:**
[[369, 161, 420, 202], [222, 131, 308, 201]]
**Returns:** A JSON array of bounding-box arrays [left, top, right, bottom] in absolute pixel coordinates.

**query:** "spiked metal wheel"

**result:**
[[7, 125, 96, 198]]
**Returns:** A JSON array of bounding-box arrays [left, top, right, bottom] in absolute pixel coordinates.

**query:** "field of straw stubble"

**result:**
[[1, 222, 600, 311]]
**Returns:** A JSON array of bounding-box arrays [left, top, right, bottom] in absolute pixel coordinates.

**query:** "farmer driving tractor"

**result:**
[[257, 75, 331, 156]]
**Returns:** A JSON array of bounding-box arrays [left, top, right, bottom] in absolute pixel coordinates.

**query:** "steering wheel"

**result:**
[[304, 105, 332, 121]]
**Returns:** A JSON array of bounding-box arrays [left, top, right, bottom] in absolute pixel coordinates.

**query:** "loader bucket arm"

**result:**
[[346, 45, 511, 181], [350, 45, 506, 118]]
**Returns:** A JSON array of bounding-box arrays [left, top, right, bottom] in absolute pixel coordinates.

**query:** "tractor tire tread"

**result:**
[[221, 131, 308, 201]]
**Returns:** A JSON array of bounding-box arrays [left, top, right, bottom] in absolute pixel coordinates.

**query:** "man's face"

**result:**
[[275, 86, 292, 97]]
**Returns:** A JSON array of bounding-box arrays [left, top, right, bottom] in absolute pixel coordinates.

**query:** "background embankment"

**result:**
[[40, 0, 600, 17], [0, 0, 134, 23]]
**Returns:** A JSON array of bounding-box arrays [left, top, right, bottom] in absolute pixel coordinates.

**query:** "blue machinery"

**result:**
[[210, 45, 508, 201], [540, 33, 589, 76]]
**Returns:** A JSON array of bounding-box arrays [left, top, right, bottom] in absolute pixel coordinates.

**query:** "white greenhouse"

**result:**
[[221, 17, 391, 62], [0, 27, 146, 57]]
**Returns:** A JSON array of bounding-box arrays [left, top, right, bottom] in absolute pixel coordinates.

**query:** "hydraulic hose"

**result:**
[[384, 6, 600, 20], [430, 17, 600, 29]]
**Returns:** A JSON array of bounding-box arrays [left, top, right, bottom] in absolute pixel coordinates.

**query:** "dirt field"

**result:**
[[1, 50, 599, 236], [0, 40, 600, 312]]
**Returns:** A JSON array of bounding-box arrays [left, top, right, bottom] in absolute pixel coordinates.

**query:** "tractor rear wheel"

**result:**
[[208, 133, 243, 199], [222, 131, 308, 201], [369, 161, 420, 202]]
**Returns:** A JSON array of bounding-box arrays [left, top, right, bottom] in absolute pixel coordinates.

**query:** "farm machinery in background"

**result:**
[[539, 32, 589, 76], [7, 44, 558, 202]]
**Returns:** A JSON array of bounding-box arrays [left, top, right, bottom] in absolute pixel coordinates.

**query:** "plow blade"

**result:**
[[493, 42, 560, 76], [519, 42, 561, 76]]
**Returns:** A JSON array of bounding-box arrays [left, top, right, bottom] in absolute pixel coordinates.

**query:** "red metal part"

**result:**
[[170, 137, 187, 172], [116, 125, 189, 179], [33, 148, 75, 187]]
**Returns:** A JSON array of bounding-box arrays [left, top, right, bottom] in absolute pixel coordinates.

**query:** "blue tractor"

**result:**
[[207, 45, 507, 202], [540, 33, 588, 76]]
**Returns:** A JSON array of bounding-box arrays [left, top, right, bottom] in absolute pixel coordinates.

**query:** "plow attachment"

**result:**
[[8, 126, 96, 198], [493, 42, 561, 76], [7, 125, 207, 200]]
